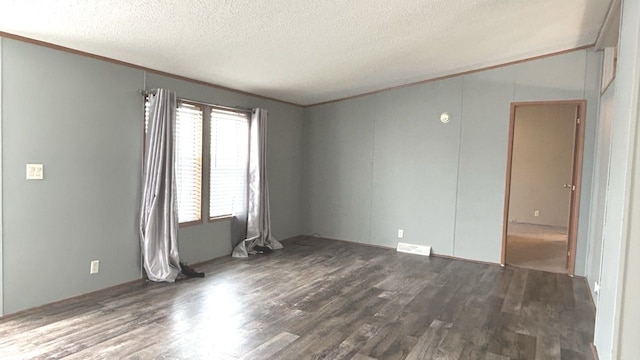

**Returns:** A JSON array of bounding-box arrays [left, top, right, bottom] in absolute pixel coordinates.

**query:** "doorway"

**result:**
[[501, 100, 586, 275]]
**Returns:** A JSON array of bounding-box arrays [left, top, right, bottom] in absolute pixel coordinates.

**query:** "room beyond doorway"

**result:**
[[502, 101, 586, 275], [506, 223, 568, 273]]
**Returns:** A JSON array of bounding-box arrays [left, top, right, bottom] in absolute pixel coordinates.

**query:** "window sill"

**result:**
[[179, 219, 203, 228], [208, 215, 233, 223]]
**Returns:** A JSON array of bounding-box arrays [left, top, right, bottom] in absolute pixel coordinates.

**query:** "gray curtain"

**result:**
[[139, 89, 182, 281], [232, 109, 283, 258]]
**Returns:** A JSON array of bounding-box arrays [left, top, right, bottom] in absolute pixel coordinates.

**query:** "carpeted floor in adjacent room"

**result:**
[[506, 223, 568, 273]]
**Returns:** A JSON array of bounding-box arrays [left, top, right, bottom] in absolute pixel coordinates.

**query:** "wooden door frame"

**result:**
[[500, 100, 587, 276]]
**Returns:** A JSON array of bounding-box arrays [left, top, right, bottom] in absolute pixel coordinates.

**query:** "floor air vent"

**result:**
[[396, 242, 432, 256]]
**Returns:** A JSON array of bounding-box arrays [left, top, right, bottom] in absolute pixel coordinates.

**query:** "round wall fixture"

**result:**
[[440, 112, 451, 124]]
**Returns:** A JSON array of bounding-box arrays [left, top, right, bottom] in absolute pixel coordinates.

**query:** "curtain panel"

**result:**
[[232, 109, 282, 257], [139, 89, 182, 281]]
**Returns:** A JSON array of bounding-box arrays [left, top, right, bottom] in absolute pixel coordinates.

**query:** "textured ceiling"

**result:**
[[0, 0, 611, 106]]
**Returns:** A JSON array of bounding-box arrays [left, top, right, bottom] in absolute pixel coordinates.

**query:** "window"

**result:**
[[175, 102, 204, 224], [209, 109, 249, 219], [145, 98, 204, 225]]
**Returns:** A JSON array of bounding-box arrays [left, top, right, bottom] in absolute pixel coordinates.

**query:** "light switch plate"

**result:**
[[90, 260, 100, 274], [26, 164, 44, 180]]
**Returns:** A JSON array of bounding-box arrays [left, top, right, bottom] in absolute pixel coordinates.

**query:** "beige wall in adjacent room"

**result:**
[[508, 104, 577, 227]]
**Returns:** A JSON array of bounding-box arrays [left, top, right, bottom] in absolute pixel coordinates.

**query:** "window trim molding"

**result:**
[[208, 215, 233, 222], [179, 219, 204, 228]]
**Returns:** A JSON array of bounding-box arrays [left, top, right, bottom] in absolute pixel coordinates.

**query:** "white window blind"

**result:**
[[144, 98, 203, 224], [210, 109, 249, 218], [175, 102, 203, 223]]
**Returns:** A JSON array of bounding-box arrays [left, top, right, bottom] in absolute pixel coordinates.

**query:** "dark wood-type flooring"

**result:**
[[0, 236, 595, 359]]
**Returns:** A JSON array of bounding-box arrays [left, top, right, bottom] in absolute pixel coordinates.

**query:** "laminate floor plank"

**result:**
[[375, 332, 418, 360], [321, 323, 383, 360], [59, 323, 168, 360], [535, 335, 562, 360], [502, 269, 529, 313], [404, 319, 450, 360], [351, 354, 378, 360], [489, 329, 538, 360], [239, 332, 299, 360], [434, 327, 466, 359], [459, 344, 485, 360], [0, 236, 595, 359]]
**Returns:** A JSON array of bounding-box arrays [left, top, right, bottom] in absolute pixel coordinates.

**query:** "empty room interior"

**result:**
[[0, 1, 639, 359], [505, 102, 582, 274]]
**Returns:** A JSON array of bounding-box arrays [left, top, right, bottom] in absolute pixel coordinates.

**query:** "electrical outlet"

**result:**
[[90, 260, 100, 274], [397, 229, 404, 239], [594, 281, 601, 294], [534, 210, 540, 217]]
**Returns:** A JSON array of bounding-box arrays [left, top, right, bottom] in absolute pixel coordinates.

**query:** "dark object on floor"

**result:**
[[180, 262, 205, 278], [254, 245, 273, 254]]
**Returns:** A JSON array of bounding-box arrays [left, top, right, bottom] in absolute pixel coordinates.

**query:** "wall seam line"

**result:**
[[367, 98, 377, 245], [140, 71, 147, 279], [585, 51, 605, 286], [451, 78, 465, 256]]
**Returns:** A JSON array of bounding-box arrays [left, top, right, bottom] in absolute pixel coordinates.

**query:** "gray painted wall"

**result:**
[[2, 39, 144, 314], [586, 81, 615, 306], [618, 117, 640, 359], [371, 78, 463, 252], [580, 51, 603, 275], [303, 96, 377, 243], [303, 49, 601, 272], [0, 38, 303, 314], [454, 66, 513, 262], [617, 122, 640, 358], [594, 0, 640, 357], [508, 104, 576, 227]]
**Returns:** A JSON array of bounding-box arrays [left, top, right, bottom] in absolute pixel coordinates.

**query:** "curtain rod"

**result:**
[[139, 90, 254, 114]]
